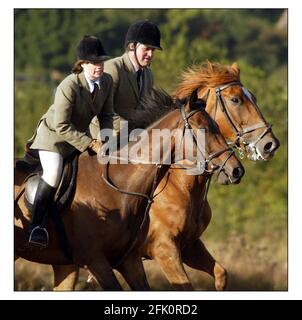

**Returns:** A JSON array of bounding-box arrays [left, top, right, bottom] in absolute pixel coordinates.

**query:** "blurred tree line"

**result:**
[[14, 9, 287, 241]]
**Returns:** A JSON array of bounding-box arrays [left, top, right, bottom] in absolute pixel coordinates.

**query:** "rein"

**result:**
[[102, 162, 162, 202], [102, 163, 162, 268]]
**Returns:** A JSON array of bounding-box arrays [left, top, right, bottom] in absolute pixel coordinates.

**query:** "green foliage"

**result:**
[[14, 80, 52, 156], [14, 9, 287, 242]]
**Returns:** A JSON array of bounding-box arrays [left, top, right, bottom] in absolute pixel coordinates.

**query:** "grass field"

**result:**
[[15, 233, 287, 291]]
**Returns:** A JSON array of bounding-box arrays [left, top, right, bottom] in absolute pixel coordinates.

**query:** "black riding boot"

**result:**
[[28, 178, 56, 248]]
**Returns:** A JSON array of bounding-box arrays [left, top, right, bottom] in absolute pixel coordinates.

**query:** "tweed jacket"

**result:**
[[89, 52, 154, 136], [29, 71, 113, 158]]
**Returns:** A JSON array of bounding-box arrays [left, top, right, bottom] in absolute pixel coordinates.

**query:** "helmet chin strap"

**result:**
[[130, 42, 145, 69]]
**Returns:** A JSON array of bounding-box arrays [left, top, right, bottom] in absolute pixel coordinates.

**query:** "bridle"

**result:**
[[178, 104, 235, 176], [102, 102, 235, 196], [206, 81, 272, 159]]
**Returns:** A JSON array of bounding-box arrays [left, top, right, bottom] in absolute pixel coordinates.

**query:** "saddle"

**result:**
[[23, 153, 79, 212]]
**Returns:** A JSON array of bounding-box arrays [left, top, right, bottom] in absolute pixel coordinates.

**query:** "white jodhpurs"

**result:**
[[38, 150, 63, 188]]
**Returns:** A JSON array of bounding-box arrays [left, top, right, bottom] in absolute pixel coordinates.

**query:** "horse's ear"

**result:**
[[189, 89, 198, 109], [231, 62, 240, 75], [189, 89, 207, 110]]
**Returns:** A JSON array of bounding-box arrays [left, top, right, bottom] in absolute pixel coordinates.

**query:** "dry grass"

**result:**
[[14, 234, 287, 291]]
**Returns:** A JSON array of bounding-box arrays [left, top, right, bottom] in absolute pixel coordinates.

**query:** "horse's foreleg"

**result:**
[[117, 254, 150, 290], [182, 238, 227, 291], [52, 264, 79, 291], [151, 240, 193, 290], [87, 258, 123, 290]]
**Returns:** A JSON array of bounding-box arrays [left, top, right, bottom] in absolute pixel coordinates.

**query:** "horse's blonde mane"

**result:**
[[173, 61, 241, 99]]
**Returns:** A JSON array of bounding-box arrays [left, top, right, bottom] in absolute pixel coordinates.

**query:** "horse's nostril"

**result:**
[[232, 167, 243, 179], [264, 142, 273, 152], [264, 139, 280, 153]]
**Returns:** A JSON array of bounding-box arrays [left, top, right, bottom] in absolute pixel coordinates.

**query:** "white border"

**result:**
[[2, 0, 300, 300]]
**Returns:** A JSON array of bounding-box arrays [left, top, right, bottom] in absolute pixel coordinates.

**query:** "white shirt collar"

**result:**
[[83, 71, 101, 93]]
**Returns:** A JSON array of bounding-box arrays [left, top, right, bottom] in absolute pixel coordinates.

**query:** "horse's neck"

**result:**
[[127, 163, 169, 195], [168, 168, 208, 194], [113, 117, 182, 197], [122, 110, 180, 164], [78, 153, 168, 205]]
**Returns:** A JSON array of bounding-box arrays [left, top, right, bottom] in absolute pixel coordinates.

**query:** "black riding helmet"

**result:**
[[77, 35, 110, 62], [125, 20, 162, 50]]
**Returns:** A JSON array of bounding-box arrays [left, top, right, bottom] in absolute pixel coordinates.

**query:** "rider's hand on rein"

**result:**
[[88, 139, 102, 154]]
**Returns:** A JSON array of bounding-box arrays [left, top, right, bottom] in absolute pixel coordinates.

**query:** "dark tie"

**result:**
[[136, 69, 142, 92], [91, 82, 99, 102]]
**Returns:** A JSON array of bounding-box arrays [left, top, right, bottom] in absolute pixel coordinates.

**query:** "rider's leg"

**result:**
[[28, 150, 63, 248]]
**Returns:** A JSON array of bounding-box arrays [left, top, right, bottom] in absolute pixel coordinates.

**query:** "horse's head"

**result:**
[[175, 61, 280, 161], [178, 102, 245, 185]]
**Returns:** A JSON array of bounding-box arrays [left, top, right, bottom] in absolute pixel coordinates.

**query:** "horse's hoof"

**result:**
[[214, 264, 227, 291]]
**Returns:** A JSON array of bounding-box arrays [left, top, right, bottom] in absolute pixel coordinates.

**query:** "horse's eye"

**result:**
[[231, 97, 240, 104]]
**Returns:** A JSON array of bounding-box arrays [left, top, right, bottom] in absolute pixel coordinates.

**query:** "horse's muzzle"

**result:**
[[217, 165, 244, 185], [248, 134, 280, 161], [263, 136, 280, 158]]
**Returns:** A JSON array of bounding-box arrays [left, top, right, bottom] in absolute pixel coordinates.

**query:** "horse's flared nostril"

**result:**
[[232, 166, 244, 179], [264, 142, 273, 152], [264, 139, 280, 153]]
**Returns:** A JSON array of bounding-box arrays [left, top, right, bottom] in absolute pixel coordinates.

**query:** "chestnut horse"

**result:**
[[144, 62, 279, 290], [15, 95, 244, 290], [47, 61, 279, 291]]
